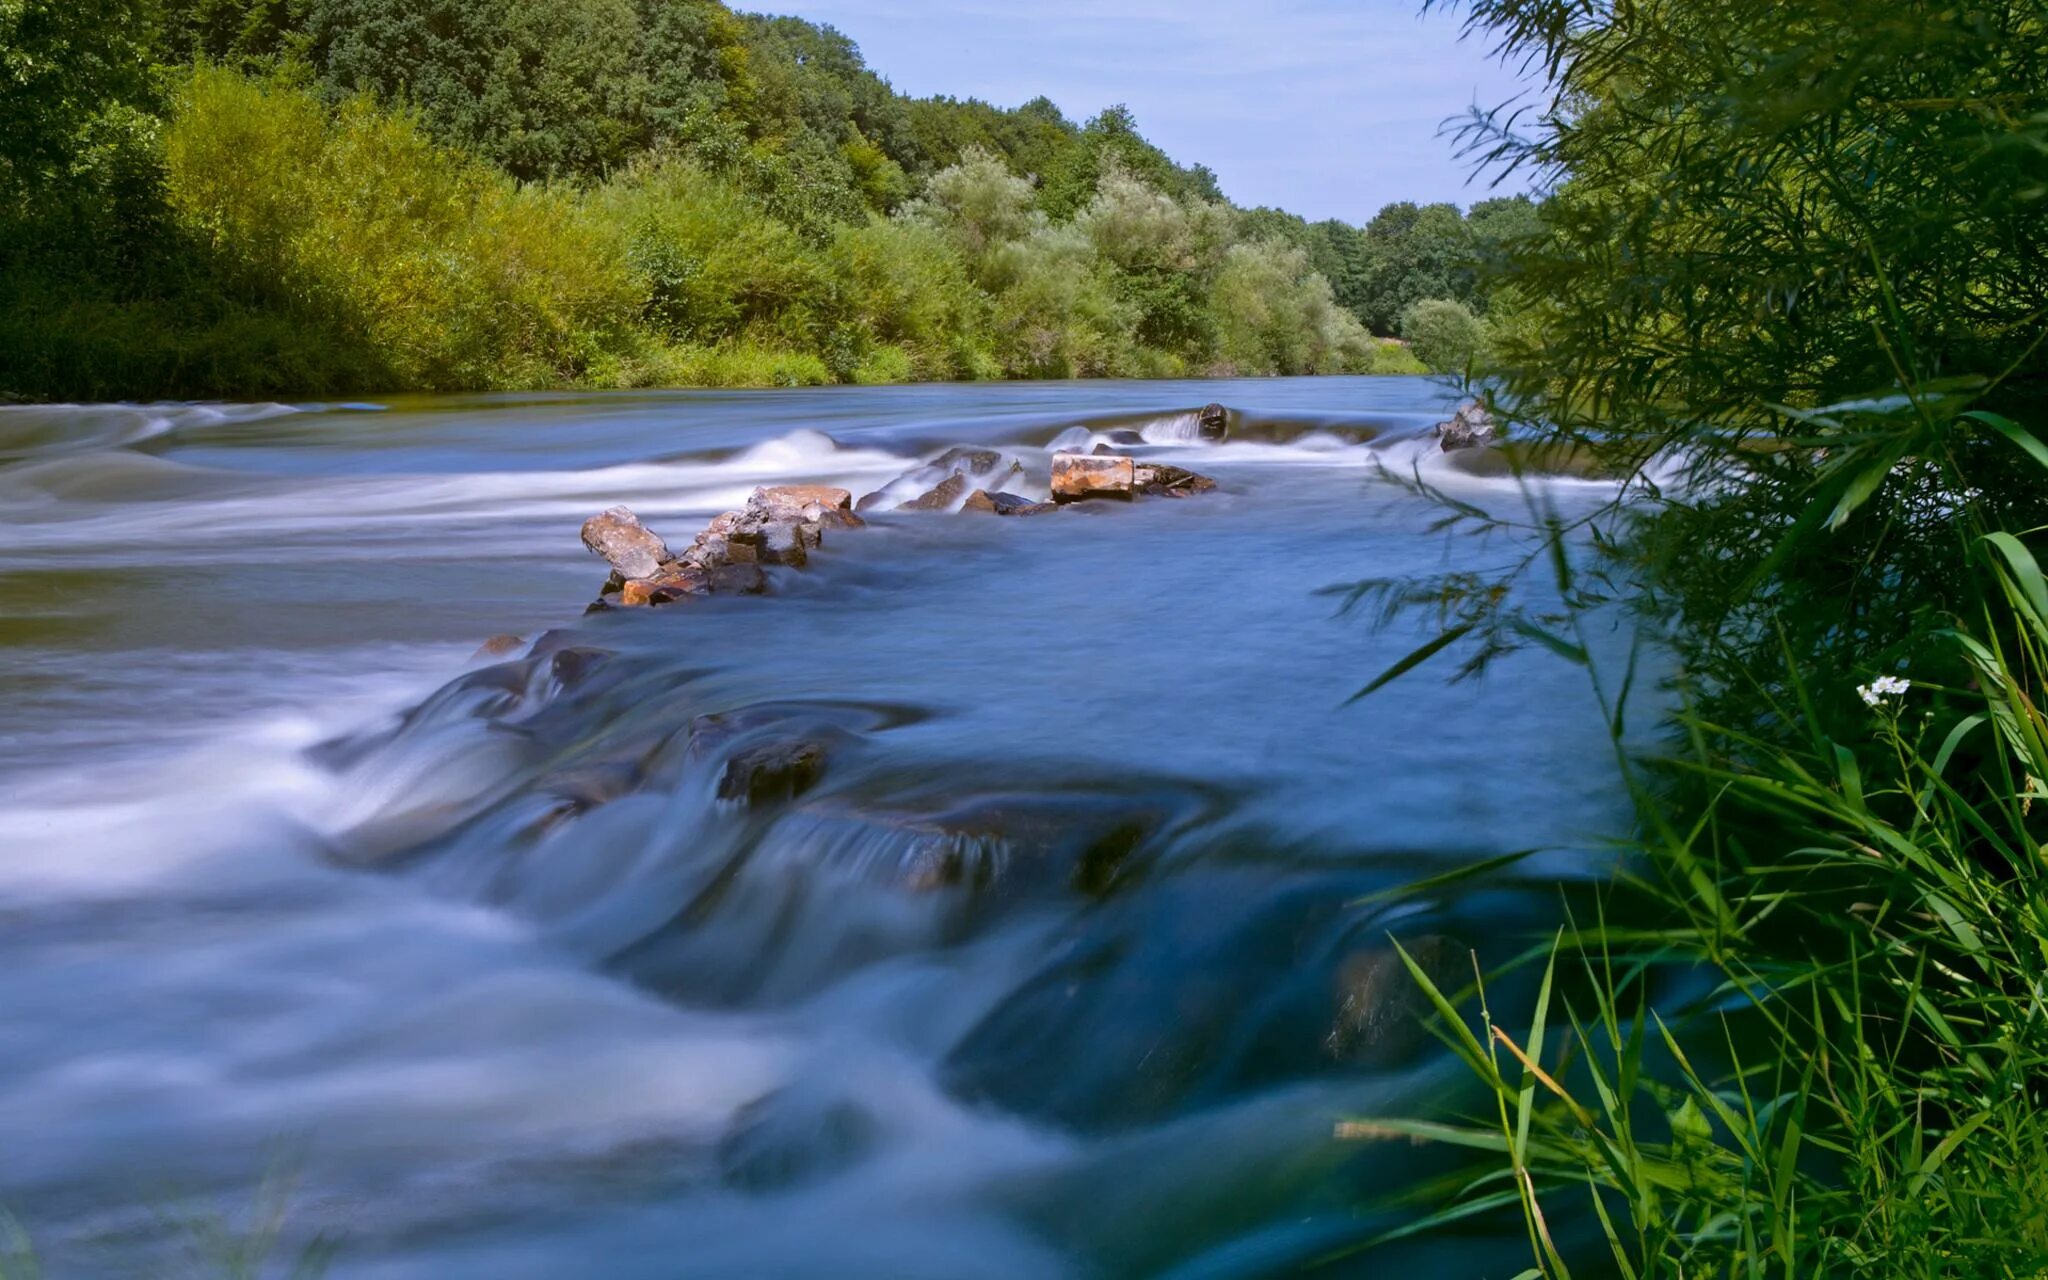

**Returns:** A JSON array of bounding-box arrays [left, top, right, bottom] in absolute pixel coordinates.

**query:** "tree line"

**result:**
[[0, 0, 1533, 398]]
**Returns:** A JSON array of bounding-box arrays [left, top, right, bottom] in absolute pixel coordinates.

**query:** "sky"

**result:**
[[767, 0, 1547, 224]]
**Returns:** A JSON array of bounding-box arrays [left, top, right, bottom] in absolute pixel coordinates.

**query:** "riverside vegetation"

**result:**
[[1336, 0, 2048, 1276], [0, 0, 1537, 400]]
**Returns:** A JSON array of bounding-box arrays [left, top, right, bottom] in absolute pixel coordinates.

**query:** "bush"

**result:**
[[595, 159, 836, 351], [163, 67, 644, 390], [1397, 298, 1485, 375], [828, 216, 985, 379], [1210, 239, 1377, 375]]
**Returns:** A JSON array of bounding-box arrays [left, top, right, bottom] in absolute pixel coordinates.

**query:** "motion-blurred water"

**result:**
[[0, 378, 1637, 1277]]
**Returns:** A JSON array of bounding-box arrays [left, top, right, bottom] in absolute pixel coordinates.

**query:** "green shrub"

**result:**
[[1209, 239, 1376, 375], [163, 67, 643, 391], [1398, 298, 1485, 374], [828, 216, 984, 380]]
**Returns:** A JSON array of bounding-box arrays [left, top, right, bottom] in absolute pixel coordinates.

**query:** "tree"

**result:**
[[1354, 200, 1471, 333], [1399, 298, 1485, 373], [0, 0, 157, 200]]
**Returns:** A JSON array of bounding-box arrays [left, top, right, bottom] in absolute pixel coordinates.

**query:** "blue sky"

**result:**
[[767, 0, 1546, 224]]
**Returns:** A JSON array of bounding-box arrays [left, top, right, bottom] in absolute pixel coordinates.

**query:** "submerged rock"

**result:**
[[471, 633, 525, 661], [963, 489, 1057, 516], [1197, 402, 1230, 440], [1436, 400, 1498, 451], [705, 562, 770, 595], [718, 738, 829, 807], [717, 1088, 881, 1191], [580, 506, 669, 580], [1051, 452, 1136, 502], [1326, 933, 1464, 1063]]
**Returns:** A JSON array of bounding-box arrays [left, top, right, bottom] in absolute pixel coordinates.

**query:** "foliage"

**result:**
[[1347, 411, 2048, 1279], [164, 67, 646, 391], [0, 0, 158, 199], [1398, 298, 1485, 374], [0, 0, 1482, 398], [1337, 0, 2048, 1273]]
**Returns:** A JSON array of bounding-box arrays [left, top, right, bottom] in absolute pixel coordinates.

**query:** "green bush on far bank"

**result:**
[[0, 59, 1430, 399]]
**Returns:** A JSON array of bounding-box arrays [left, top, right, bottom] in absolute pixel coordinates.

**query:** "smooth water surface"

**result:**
[[0, 378, 1633, 1276]]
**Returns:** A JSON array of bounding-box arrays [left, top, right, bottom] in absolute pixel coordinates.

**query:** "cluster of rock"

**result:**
[[580, 483, 861, 609], [1434, 399, 1499, 451], [581, 436, 1220, 608]]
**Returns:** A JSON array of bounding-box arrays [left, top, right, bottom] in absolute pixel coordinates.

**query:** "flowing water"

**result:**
[[0, 378, 1637, 1277]]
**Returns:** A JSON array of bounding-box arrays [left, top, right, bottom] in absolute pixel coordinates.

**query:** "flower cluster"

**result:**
[[1857, 674, 1912, 707]]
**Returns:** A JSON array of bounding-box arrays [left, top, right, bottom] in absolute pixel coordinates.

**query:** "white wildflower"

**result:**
[[1857, 674, 1912, 707]]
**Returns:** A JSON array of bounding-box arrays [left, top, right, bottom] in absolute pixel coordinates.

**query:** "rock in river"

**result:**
[[1197, 402, 1230, 440], [718, 738, 830, 807], [580, 505, 669, 580], [963, 489, 1057, 516], [1435, 400, 1498, 452], [1133, 463, 1217, 498], [1051, 452, 1135, 502], [898, 470, 971, 511]]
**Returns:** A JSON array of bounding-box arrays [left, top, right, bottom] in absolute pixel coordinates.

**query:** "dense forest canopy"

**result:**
[[0, 0, 1536, 397]]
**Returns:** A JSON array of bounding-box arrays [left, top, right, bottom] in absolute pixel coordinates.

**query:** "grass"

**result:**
[[1336, 406, 2048, 1277]]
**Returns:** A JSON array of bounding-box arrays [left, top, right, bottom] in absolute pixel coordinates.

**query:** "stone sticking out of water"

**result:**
[[581, 505, 669, 580], [1435, 399, 1498, 451], [1133, 463, 1218, 498], [898, 470, 971, 511], [963, 489, 1057, 516], [1051, 452, 1135, 502]]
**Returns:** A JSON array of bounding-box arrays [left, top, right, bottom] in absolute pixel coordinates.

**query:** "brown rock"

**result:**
[[472, 633, 525, 660], [812, 506, 865, 530], [729, 514, 809, 567], [1051, 453, 1135, 502], [930, 447, 1006, 476], [899, 470, 971, 511], [680, 534, 733, 571], [963, 489, 1057, 516], [580, 506, 670, 580], [707, 563, 770, 595], [615, 567, 703, 607], [752, 485, 854, 515], [1132, 463, 1218, 498]]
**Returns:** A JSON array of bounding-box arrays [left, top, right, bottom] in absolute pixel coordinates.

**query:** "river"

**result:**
[[0, 377, 1634, 1277]]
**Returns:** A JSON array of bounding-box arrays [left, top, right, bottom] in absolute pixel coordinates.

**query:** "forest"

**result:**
[[0, 0, 1534, 399]]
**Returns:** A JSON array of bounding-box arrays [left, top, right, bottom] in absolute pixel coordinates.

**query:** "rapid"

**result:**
[[0, 377, 1636, 1277]]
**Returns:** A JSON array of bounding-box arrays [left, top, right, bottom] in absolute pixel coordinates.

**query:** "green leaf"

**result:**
[[1967, 410, 2048, 474], [1345, 623, 1477, 704], [1511, 618, 1590, 666]]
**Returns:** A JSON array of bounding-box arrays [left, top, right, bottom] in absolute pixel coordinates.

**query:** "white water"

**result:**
[[0, 378, 1640, 1276]]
